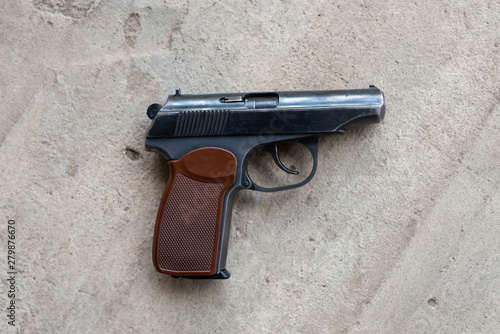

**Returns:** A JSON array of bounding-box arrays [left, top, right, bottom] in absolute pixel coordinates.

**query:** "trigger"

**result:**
[[268, 144, 299, 175]]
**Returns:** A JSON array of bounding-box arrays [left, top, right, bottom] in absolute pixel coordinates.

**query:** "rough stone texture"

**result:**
[[0, 0, 499, 332]]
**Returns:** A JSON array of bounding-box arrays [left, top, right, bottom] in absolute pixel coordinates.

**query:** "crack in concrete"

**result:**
[[32, 0, 101, 20]]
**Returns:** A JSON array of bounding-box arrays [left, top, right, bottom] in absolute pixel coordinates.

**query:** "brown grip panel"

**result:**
[[152, 147, 237, 276]]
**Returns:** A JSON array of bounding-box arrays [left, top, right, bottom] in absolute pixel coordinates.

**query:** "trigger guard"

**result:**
[[245, 137, 319, 193]]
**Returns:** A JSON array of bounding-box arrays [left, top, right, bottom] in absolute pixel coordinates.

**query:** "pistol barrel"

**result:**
[[146, 86, 385, 138]]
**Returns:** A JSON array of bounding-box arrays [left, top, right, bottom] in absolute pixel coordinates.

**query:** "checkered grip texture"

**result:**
[[157, 173, 224, 272]]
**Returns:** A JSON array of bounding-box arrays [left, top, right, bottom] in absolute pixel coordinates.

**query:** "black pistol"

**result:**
[[145, 86, 385, 279]]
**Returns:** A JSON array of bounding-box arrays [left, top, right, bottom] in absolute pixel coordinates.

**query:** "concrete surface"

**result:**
[[1, 0, 499, 333]]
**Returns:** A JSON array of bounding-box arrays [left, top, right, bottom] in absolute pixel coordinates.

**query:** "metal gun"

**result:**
[[145, 86, 385, 279]]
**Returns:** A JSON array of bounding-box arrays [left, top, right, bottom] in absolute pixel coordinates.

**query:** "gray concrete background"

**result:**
[[1, 0, 499, 333]]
